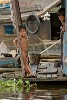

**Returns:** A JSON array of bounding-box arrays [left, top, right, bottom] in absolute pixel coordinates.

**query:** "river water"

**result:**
[[0, 86, 67, 100], [0, 65, 67, 100]]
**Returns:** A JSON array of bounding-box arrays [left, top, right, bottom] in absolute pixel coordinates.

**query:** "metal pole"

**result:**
[[62, 0, 67, 75], [40, 39, 61, 54], [66, 0, 67, 32]]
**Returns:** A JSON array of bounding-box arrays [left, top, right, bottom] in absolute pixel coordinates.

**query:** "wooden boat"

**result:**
[[0, 52, 20, 68]]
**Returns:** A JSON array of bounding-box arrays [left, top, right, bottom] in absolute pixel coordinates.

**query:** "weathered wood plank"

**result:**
[[23, 76, 67, 83], [0, 68, 21, 73]]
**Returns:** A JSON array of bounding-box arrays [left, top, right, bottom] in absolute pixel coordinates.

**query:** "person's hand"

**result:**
[[60, 26, 65, 34], [61, 22, 65, 33], [61, 26, 65, 33]]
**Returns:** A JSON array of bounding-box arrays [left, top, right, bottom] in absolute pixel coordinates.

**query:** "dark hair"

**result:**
[[57, 8, 65, 17], [19, 24, 26, 31]]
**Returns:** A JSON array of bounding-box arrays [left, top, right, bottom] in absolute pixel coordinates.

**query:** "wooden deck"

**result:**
[[23, 76, 67, 84]]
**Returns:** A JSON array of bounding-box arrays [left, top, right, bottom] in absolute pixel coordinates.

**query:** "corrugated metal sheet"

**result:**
[[0, 0, 61, 19]]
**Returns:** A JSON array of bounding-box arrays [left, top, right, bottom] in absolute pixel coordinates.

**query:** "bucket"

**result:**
[[29, 54, 41, 64]]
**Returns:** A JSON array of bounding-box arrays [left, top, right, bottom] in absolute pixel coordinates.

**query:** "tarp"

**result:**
[[0, 4, 10, 8], [0, 41, 10, 56]]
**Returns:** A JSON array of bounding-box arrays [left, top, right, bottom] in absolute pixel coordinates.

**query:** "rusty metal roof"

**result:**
[[0, 0, 61, 20]]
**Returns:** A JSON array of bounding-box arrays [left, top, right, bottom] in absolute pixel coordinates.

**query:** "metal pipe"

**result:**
[[40, 39, 61, 54]]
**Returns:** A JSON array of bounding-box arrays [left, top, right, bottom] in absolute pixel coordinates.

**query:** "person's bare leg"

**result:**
[[26, 55, 33, 75], [22, 52, 33, 75], [21, 52, 29, 76], [24, 66, 29, 75]]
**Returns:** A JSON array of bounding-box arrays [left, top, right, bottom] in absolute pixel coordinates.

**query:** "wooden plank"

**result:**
[[36, 69, 57, 74], [23, 76, 67, 83], [0, 68, 21, 73]]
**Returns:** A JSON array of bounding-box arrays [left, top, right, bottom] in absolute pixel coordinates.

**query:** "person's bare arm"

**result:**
[[13, 38, 18, 49]]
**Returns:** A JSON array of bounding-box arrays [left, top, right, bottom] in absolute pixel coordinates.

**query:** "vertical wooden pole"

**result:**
[[10, 0, 25, 77]]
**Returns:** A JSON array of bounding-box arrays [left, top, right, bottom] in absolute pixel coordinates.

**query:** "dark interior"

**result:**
[[50, 13, 61, 40]]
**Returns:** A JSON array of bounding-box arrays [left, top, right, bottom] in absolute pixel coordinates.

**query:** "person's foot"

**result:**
[[26, 74, 37, 78]]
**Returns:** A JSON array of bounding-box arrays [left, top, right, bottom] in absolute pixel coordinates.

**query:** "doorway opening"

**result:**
[[50, 13, 61, 40]]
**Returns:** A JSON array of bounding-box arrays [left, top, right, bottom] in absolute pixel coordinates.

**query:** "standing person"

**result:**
[[13, 24, 36, 77], [57, 8, 65, 33], [57, 8, 65, 68]]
